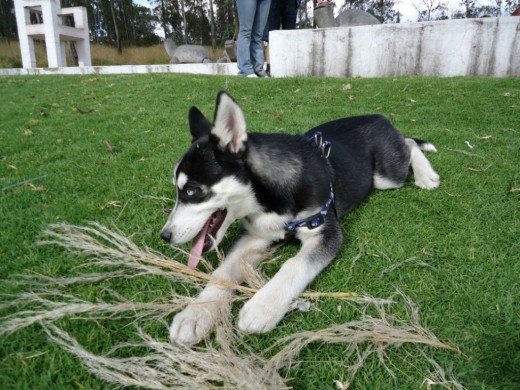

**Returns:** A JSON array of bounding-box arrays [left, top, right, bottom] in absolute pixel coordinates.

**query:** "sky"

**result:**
[[396, 1, 431, 22]]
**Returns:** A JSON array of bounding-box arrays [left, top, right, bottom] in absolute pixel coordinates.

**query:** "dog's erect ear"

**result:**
[[189, 106, 212, 141], [211, 91, 248, 154]]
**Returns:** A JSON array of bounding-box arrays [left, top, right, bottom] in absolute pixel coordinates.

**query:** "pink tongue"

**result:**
[[187, 220, 211, 269]]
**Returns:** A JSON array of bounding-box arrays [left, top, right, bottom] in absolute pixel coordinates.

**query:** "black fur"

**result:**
[[183, 113, 409, 220], [305, 115, 410, 215]]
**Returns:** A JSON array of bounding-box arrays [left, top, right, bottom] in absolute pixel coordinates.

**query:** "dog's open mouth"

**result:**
[[188, 209, 227, 269]]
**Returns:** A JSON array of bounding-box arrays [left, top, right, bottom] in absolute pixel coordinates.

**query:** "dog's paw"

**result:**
[[237, 296, 288, 334], [169, 304, 216, 345], [415, 170, 440, 190]]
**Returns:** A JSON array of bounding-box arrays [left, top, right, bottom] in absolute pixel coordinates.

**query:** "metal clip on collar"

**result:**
[[313, 131, 332, 158]]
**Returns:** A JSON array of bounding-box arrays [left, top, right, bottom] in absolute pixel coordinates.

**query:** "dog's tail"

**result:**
[[409, 137, 438, 153]]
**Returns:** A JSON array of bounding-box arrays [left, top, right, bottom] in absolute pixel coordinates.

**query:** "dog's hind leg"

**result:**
[[405, 138, 440, 189], [373, 173, 406, 190], [169, 234, 272, 345], [238, 221, 343, 334]]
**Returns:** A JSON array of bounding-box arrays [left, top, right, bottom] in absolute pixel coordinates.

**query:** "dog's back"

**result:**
[[304, 115, 410, 215]]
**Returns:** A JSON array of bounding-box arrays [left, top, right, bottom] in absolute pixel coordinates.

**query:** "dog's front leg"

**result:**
[[238, 224, 342, 334], [170, 234, 272, 345]]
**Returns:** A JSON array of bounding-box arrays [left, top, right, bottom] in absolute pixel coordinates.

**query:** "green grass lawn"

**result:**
[[0, 74, 519, 389]]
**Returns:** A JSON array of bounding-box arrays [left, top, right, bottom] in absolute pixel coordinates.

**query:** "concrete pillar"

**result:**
[[13, 1, 36, 67], [73, 7, 91, 66], [40, 0, 64, 67]]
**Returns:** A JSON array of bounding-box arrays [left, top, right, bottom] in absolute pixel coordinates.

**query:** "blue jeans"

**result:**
[[236, 0, 271, 76]]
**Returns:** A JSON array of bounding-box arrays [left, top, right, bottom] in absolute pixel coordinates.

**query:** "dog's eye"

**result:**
[[182, 187, 201, 198], [178, 185, 206, 202]]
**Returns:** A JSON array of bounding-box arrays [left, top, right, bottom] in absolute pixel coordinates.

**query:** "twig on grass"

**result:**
[[1, 174, 48, 192], [103, 140, 114, 154], [445, 148, 485, 159], [138, 194, 174, 203], [73, 105, 95, 114], [380, 256, 435, 278]]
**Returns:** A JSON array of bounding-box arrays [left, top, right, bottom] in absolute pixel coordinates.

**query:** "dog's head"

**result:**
[[161, 91, 256, 268]]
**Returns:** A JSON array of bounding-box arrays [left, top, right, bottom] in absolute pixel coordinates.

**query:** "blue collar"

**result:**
[[284, 183, 336, 232], [284, 131, 337, 233]]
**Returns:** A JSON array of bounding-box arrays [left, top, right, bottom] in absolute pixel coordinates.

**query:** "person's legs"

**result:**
[[262, 0, 279, 76], [262, 0, 276, 43], [236, 0, 258, 76], [281, 0, 298, 30], [267, 0, 282, 36], [251, 0, 271, 76]]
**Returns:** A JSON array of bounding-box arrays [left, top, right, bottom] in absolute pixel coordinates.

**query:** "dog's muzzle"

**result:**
[[160, 209, 228, 269]]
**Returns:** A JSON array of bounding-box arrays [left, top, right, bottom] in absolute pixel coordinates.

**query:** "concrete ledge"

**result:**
[[0, 62, 238, 76], [270, 17, 520, 78]]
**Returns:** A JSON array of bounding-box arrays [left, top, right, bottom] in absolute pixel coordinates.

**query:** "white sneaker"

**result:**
[[246, 73, 259, 78]]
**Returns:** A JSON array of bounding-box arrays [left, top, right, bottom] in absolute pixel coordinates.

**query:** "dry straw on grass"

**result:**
[[42, 308, 288, 389], [1, 223, 464, 389]]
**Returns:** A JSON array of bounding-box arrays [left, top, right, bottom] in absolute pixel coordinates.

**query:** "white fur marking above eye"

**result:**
[[176, 172, 188, 190]]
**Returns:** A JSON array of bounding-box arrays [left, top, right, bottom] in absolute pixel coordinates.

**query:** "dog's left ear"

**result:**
[[211, 91, 248, 154], [189, 106, 212, 142]]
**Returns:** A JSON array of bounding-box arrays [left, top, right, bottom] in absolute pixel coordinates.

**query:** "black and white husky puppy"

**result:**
[[161, 91, 440, 345]]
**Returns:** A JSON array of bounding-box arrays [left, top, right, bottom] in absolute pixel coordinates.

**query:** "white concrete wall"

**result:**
[[0, 63, 238, 76], [270, 17, 520, 78]]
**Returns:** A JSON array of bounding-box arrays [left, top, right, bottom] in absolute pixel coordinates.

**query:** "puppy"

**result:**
[[161, 91, 440, 344]]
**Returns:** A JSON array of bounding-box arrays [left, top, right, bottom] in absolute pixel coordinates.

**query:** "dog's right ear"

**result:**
[[188, 106, 212, 142], [211, 91, 248, 154]]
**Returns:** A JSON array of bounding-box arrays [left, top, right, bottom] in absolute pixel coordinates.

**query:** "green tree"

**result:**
[[214, 0, 236, 41], [413, 0, 448, 21], [452, 0, 519, 18], [64, 0, 159, 46], [0, 0, 16, 41]]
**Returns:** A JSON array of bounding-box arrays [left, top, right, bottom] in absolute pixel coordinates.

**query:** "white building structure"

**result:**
[[14, 0, 91, 68]]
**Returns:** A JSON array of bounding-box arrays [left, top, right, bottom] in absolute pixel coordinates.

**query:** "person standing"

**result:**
[[262, 0, 298, 75], [236, 0, 271, 77]]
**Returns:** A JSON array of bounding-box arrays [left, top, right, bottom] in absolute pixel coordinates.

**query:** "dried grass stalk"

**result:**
[[264, 292, 460, 384], [38, 222, 358, 300], [39, 222, 263, 297], [379, 256, 435, 278], [421, 351, 467, 390], [39, 222, 216, 290], [0, 290, 186, 336], [42, 305, 288, 390], [1, 222, 463, 388]]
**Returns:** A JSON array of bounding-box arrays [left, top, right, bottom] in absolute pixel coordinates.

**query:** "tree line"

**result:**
[[0, 0, 518, 48]]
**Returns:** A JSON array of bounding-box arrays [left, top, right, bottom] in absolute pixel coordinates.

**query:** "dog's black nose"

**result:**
[[160, 230, 172, 242]]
